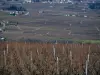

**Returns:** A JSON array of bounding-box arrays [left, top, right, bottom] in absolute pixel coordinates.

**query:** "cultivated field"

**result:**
[[0, 3, 100, 41], [0, 42, 100, 75]]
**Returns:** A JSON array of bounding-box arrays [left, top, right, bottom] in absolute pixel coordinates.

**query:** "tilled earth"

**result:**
[[0, 3, 100, 41]]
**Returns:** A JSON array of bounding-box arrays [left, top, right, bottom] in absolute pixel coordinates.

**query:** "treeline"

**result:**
[[4, 5, 27, 11], [88, 2, 100, 9], [0, 0, 89, 3]]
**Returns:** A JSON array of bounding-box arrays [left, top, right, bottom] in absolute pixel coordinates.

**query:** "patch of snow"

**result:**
[[72, 14, 76, 17], [25, 12, 29, 15], [0, 37, 4, 40], [84, 15, 87, 18]]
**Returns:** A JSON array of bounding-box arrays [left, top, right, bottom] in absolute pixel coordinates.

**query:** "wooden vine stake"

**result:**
[[4, 50, 6, 66], [57, 57, 59, 75], [53, 45, 56, 59], [63, 46, 65, 54], [6, 43, 9, 54], [85, 45, 90, 75], [69, 50, 72, 66]]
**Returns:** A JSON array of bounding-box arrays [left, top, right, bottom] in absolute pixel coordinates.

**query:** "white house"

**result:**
[[23, 0, 32, 3]]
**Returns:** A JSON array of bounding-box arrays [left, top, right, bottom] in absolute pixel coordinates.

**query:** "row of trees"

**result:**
[[0, 0, 93, 3], [88, 2, 100, 9], [5, 5, 27, 11]]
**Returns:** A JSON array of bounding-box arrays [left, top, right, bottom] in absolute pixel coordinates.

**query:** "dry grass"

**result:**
[[0, 42, 100, 75]]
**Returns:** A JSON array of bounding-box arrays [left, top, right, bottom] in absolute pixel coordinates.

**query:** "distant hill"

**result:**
[[0, 0, 100, 4]]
